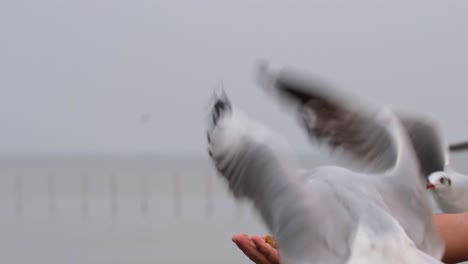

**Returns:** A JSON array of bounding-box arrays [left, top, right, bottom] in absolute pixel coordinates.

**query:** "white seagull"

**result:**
[[396, 112, 468, 213], [205, 63, 444, 263]]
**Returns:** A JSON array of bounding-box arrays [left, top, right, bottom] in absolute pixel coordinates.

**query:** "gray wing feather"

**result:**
[[260, 64, 448, 180], [257, 64, 399, 174], [395, 110, 449, 177], [206, 92, 353, 262]]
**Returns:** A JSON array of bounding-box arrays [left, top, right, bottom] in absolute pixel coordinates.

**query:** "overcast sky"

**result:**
[[1, 0, 467, 157]]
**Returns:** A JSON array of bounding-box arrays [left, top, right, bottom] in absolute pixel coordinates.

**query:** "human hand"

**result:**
[[232, 234, 280, 264]]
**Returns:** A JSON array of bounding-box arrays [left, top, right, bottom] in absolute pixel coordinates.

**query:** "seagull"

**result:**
[[257, 61, 468, 215], [206, 66, 444, 263], [395, 112, 468, 213]]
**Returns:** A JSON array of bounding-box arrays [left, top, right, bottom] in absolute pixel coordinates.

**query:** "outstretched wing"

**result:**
[[394, 110, 449, 177], [256, 62, 410, 175], [206, 90, 356, 263]]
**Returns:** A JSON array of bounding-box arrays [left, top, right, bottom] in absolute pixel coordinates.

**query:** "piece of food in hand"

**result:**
[[264, 235, 278, 249]]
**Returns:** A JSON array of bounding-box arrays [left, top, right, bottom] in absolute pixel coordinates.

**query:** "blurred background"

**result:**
[[1, 0, 468, 263]]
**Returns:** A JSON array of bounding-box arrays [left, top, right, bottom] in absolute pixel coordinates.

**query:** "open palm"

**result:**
[[232, 234, 280, 264]]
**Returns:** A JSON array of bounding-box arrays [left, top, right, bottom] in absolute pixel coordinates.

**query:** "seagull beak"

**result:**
[[426, 183, 435, 189]]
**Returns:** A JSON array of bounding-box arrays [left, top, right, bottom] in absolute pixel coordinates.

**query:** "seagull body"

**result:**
[[390, 110, 468, 213], [205, 63, 444, 263]]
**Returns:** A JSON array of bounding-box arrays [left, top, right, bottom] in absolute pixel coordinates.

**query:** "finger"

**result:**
[[232, 234, 270, 264], [251, 236, 280, 264], [233, 239, 270, 264], [232, 234, 255, 247]]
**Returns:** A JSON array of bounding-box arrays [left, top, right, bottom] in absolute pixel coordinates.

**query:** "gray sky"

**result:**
[[1, 0, 467, 157]]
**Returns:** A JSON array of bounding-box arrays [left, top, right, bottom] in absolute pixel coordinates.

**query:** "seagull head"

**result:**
[[427, 171, 452, 190]]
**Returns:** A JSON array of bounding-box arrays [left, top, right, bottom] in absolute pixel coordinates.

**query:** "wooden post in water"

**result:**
[[80, 172, 88, 220], [47, 172, 56, 218], [110, 172, 118, 218], [205, 171, 213, 220], [15, 174, 23, 218], [140, 174, 149, 218], [173, 173, 180, 218]]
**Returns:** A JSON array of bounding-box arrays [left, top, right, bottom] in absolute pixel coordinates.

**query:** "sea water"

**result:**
[[0, 154, 465, 264]]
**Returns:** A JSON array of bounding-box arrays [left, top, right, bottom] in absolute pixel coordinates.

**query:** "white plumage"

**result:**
[[205, 62, 444, 263]]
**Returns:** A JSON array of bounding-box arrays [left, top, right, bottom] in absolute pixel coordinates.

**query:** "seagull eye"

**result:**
[[440, 178, 445, 184]]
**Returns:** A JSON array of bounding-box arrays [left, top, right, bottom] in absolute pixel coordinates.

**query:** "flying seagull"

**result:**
[[257, 61, 468, 215], [399, 117, 468, 213], [205, 63, 444, 263]]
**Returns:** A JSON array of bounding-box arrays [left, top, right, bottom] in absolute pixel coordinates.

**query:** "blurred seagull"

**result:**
[[397, 113, 468, 213], [205, 63, 444, 263]]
